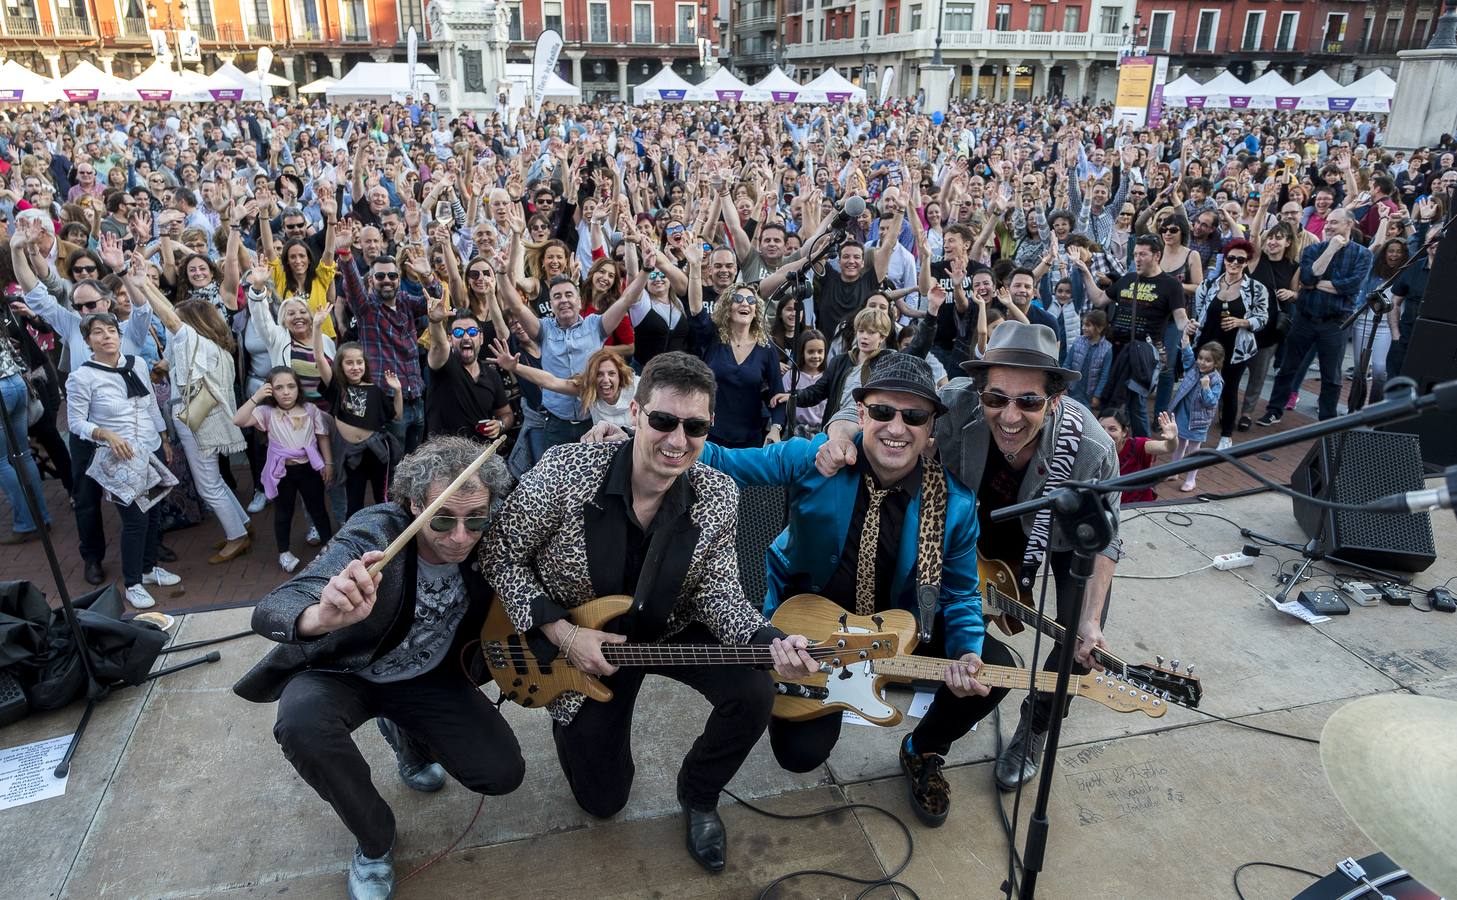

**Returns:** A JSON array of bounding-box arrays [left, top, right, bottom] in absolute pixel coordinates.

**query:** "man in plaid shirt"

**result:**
[[341, 251, 440, 452]]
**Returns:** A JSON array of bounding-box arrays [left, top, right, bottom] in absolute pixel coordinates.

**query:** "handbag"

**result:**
[[175, 334, 219, 432]]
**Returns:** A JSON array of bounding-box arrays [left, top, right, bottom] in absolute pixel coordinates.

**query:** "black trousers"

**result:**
[[769, 629, 1016, 771], [116, 493, 162, 587], [551, 624, 775, 815], [272, 665, 525, 859], [69, 438, 106, 563], [1217, 359, 1250, 436], [274, 464, 333, 552], [1021, 549, 1112, 734], [345, 451, 388, 519]]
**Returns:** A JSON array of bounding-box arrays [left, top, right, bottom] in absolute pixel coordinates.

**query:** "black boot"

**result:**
[[994, 713, 1046, 792], [376, 718, 445, 792], [677, 771, 725, 872]]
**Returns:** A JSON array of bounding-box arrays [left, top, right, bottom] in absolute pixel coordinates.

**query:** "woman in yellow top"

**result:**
[[260, 194, 339, 338]]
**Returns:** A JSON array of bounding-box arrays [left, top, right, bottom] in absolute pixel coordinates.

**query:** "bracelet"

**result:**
[[560, 623, 581, 663]]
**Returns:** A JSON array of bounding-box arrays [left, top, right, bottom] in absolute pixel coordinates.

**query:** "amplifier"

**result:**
[[0, 669, 29, 727]]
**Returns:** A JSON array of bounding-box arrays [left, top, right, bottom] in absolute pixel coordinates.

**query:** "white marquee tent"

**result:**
[[325, 62, 439, 102], [632, 66, 694, 104], [502, 62, 582, 106], [0, 60, 57, 103], [299, 75, 338, 95], [1159, 74, 1203, 107], [748, 67, 805, 103], [249, 67, 293, 88], [205, 62, 265, 101], [1238, 70, 1296, 109], [1346, 70, 1396, 112], [799, 67, 867, 104], [128, 59, 211, 102], [686, 66, 754, 102], [1291, 71, 1346, 110], [53, 60, 131, 103]]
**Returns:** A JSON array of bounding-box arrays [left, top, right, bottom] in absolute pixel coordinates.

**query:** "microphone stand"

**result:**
[[993, 374, 1457, 900]]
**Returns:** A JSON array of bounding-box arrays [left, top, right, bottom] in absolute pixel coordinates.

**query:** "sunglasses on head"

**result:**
[[865, 403, 933, 427], [451, 326, 480, 338], [979, 390, 1051, 412], [644, 409, 711, 438], [428, 514, 490, 533], [374, 271, 400, 281]]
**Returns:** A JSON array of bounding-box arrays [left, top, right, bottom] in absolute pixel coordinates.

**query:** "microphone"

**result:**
[[1365, 467, 1457, 515], [827, 195, 867, 232]]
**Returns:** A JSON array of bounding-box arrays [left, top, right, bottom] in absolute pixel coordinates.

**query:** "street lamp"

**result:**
[[1432, 0, 1457, 49], [861, 38, 869, 87], [931, 0, 945, 66]]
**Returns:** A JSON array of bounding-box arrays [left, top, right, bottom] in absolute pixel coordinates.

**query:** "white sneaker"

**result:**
[[305, 525, 321, 546], [279, 552, 301, 574], [1216, 437, 1233, 451], [247, 490, 267, 514], [142, 566, 181, 586], [125, 584, 156, 609]]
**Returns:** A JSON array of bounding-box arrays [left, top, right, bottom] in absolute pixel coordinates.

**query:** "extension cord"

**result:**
[[1212, 552, 1256, 571]]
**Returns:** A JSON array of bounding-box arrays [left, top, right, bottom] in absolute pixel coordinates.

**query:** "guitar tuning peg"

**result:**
[[1156, 655, 1165, 667], [871, 615, 884, 629], [1185, 664, 1196, 675], [1170, 659, 1180, 671]]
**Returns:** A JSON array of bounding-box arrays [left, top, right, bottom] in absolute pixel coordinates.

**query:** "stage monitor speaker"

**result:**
[[1290, 429, 1436, 573], [1381, 317, 1457, 469], [735, 485, 787, 608], [1407, 214, 1457, 325]]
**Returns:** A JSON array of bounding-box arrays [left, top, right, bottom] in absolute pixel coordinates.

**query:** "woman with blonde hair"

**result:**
[[490, 344, 636, 429]]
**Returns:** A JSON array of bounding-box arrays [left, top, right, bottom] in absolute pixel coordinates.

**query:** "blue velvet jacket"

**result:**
[[699, 435, 986, 659]]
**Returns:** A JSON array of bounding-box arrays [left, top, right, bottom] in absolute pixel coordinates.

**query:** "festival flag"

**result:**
[[532, 28, 565, 115]]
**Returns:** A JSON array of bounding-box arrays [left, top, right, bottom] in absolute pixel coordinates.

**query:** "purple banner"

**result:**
[[1148, 83, 1165, 126], [137, 89, 172, 101], [826, 91, 852, 103], [63, 89, 98, 102], [1275, 96, 1298, 110], [210, 88, 243, 101], [1185, 96, 1207, 108], [716, 90, 742, 101], [658, 89, 686, 101], [1328, 97, 1356, 112], [1229, 96, 1251, 109], [0, 89, 22, 102], [771, 90, 798, 102]]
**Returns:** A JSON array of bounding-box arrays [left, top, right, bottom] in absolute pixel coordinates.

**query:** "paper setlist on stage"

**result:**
[[0, 734, 73, 811]]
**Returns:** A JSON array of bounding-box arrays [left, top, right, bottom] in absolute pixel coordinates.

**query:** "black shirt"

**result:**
[[930, 259, 990, 353], [976, 443, 1030, 568], [1106, 271, 1184, 346], [425, 353, 509, 440], [597, 439, 690, 639], [815, 267, 881, 345], [821, 461, 921, 613], [324, 380, 393, 432]]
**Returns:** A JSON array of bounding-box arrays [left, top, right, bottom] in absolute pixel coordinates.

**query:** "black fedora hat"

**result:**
[[851, 353, 948, 416]]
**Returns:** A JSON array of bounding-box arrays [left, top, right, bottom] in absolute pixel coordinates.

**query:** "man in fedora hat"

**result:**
[[819, 323, 1121, 794], [701, 353, 1012, 828]]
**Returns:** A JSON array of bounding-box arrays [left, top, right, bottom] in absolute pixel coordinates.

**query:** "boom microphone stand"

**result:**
[[993, 373, 1457, 899]]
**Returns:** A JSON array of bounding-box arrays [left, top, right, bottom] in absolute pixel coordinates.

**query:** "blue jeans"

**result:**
[[0, 374, 49, 534], [1266, 313, 1348, 421], [388, 397, 425, 455]]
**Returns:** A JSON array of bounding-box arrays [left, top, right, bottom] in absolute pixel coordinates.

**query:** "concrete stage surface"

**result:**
[[4, 488, 1455, 900]]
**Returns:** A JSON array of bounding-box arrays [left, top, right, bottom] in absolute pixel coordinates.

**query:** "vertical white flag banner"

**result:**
[[879, 66, 896, 105], [532, 28, 564, 115], [149, 29, 172, 63], [407, 26, 419, 97], [256, 45, 273, 104]]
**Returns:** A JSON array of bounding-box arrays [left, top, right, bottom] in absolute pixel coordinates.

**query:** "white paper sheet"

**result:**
[[1266, 594, 1331, 625], [0, 734, 72, 811], [907, 689, 936, 719]]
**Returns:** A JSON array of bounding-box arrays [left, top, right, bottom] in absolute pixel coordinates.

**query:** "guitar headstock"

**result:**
[[1075, 672, 1169, 718], [813, 631, 900, 666], [1121, 659, 1203, 709]]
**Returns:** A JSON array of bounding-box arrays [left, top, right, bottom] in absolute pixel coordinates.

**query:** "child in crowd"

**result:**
[[234, 366, 334, 573], [1100, 409, 1180, 504], [1064, 309, 1111, 411], [788, 329, 828, 437], [1169, 341, 1226, 493], [316, 310, 402, 519]]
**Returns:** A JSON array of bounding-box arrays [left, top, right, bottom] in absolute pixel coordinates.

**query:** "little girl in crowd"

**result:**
[[316, 310, 402, 519], [1064, 309, 1111, 411], [1169, 341, 1226, 493], [789, 329, 828, 437], [1099, 409, 1181, 505], [235, 366, 335, 573]]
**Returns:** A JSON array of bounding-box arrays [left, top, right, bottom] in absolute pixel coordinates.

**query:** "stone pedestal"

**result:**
[[427, 0, 511, 117], [1386, 48, 1457, 150], [919, 63, 954, 115]]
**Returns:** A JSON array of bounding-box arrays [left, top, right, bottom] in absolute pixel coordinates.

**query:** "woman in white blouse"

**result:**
[[65, 312, 179, 610]]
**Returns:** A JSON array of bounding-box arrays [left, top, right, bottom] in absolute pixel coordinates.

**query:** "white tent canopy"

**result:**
[[129, 59, 210, 102], [249, 67, 293, 88], [1159, 73, 1203, 107], [799, 67, 867, 104], [205, 62, 264, 101], [0, 59, 56, 103], [502, 62, 582, 106], [325, 62, 439, 102], [1291, 71, 1346, 110], [1346, 70, 1396, 111], [748, 67, 805, 103], [53, 60, 131, 102], [299, 75, 337, 95], [632, 66, 693, 104], [686, 65, 754, 102], [1239, 70, 1295, 109]]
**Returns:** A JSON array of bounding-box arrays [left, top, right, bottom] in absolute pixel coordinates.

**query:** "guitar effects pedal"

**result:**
[[1428, 587, 1457, 613], [1379, 583, 1412, 606], [1342, 581, 1383, 607], [1299, 589, 1350, 616]]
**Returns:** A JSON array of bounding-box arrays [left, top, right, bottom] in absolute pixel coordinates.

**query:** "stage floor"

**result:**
[[4, 488, 1455, 899]]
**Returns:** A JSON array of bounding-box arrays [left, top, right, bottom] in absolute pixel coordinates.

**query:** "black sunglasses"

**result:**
[[75, 298, 106, 311], [1160, 225, 1181, 233], [373, 271, 400, 281], [1224, 255, 1249, 264], [980, 390, 1051, 412], [428, 514, 490, 533], [468, 269, 492, 279], [71, 264, 99, 275], [865, 403, 933, 427], [644, 409, 711, 438]]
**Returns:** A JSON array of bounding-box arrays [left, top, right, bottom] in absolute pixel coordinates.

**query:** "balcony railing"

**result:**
[[735, 13, 777, 31], [786, 28, 1127, 59], [122, 15, 148, 37], [56, 9, 93, 36], [247, 21, 277, 41], [515, 23, 697, 45], [344, 26, 370, 42], [293, 26, 322, 41], [193, 21, 216, 40], [3, 11, 42, 35]]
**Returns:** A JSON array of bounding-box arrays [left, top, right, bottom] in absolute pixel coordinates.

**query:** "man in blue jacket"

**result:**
[[699, 355, 1009, 829]]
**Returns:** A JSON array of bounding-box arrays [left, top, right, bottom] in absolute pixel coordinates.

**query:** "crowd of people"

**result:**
[[1, 92, 1448, 606]]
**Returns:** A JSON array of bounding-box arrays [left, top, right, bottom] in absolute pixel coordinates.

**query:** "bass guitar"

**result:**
[[769, 595, 1167, 726], [979, 558, 1204, 709], [481, 595, 899, 709]]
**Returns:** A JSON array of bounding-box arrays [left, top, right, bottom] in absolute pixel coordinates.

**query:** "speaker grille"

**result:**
[[735, 485, 787, 608]]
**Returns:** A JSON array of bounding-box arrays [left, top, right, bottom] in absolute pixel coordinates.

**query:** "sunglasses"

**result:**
[[731, 293, 758, 305], [468, 269, 491, 279], [1225, 255, 1249, 264], [647, 270, 665, 282], [1160, 225, 1181, 233], [428, 514, 490, 533], [373, 271, 400, 281], [71, 264, 99, 275], [451, 326, 481, 338], [644, 409, 711, 438], [665, 225, 686, 235], [75, 298, 105, 311], [865, 403, 933, 427], [979, 390, 1051, 412]]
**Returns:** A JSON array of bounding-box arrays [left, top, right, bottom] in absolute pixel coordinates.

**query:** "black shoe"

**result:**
[[376, 719, 445, 792], [156, 544, 177, 563], [899, 735, 950, 827], [84, 560, 105, 585], [677, 772, 726, 872], [994, 716, 1046, 793], [1236, 415, 1253, 432], [1256, 410, 1282, 427]]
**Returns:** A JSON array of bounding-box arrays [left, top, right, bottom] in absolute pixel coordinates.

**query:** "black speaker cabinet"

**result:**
[[1290, 429, 1437, 573], [1381, 317, 1457, 468]]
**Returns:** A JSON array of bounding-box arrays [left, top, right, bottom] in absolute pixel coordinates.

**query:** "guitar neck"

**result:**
[[598, 644, 835, 666], [874, 656, 1077, 693], [985, 584, 1129, 677]]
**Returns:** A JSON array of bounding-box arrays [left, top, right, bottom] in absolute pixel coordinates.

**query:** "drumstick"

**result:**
[[366, 435, 506, 577]]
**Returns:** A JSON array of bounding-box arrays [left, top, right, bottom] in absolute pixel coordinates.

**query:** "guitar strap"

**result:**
[[1017, 400, 1085, 592], [913, 456, 949, 644]]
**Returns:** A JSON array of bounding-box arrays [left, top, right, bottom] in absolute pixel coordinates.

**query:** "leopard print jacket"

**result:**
[[477, 441, 770, 725]]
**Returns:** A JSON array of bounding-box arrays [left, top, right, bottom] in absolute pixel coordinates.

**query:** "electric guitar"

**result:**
[[979, 557, 1204, 709], [481, 595, 900, 709], [769, 595, 1168, 725]]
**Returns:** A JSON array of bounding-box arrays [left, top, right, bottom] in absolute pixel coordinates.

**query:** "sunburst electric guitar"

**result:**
[[481, 595, 900, 709]]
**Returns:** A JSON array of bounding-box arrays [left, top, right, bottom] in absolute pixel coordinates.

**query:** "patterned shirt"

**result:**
[[341, 263, 430, 400], [1298, 239, 1374, 320], [359, 560, 468, 683]]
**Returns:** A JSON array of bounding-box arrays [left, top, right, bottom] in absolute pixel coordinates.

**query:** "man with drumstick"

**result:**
[[234, 436, 524, 900]]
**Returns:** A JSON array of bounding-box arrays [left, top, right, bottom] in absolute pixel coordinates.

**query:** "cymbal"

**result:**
[[1321, 694, 1457, 896]]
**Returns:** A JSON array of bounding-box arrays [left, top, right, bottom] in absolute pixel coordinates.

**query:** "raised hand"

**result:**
[[307, 551, 387, 633], [98, 231, 125, 271], [489, 337, 519, 372], [382, 370, 401, 391]]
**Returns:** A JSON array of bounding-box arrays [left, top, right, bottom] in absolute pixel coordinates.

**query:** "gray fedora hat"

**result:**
[[960, 322, 1081, 383]]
